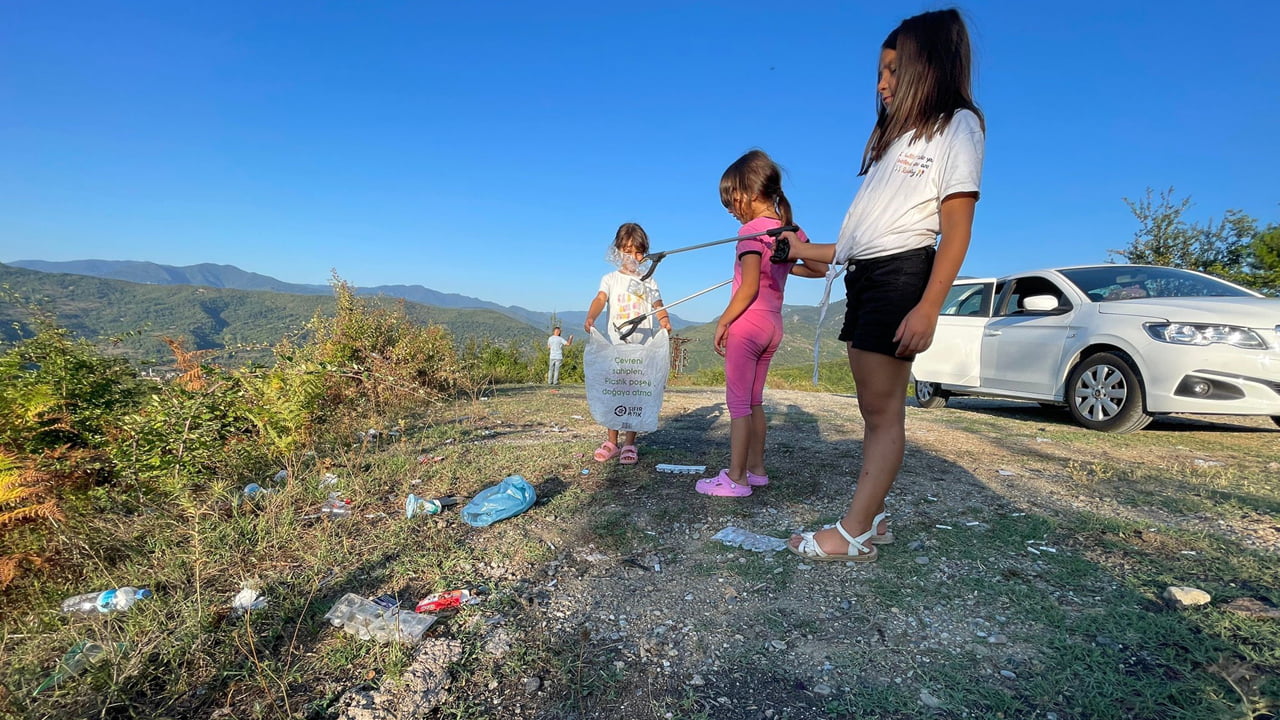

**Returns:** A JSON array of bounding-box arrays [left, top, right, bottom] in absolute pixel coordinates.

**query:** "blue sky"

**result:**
[[2, 1, 1278, 322]]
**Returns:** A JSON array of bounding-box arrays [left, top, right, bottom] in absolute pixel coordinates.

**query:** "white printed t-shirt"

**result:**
[[599, 270, 662, 344], [833, 109, 984, 264]]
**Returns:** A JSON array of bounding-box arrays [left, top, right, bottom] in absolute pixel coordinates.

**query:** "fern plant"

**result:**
[[0, 451, 59, 588]]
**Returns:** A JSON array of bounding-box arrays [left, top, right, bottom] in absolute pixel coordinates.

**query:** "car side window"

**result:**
[[940, 282, 993, 317], [998, 277, 1072, 316]]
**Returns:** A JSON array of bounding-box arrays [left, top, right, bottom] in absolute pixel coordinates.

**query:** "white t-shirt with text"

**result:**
[[833, 109, 984, 264]]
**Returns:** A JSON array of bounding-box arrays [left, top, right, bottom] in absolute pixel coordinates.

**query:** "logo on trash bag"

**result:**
[[613, 406, 627, 417]]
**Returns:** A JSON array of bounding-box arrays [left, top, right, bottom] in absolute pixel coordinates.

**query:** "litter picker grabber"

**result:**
[[637, 225, 797, 281], [614, 279, 732, 341]]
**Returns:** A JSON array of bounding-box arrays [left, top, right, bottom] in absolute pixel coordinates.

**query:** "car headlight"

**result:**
[[1144, 323, 1268, 350]]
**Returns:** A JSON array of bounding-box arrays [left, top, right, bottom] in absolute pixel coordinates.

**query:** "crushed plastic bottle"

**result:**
[[273, 469, 289, 483], [32, 641, 130, 695], [243, 483, 276, 498], [415, 589, 482, 613], [323, 593, 435, 644], [319, 493, 351, 518], [60, 587, 152, 616], [712, 526, 788, 553], [405, 494, 459, 519]]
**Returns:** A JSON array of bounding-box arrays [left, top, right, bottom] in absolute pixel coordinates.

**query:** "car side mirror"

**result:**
[[1023, 295, 1062, 313]]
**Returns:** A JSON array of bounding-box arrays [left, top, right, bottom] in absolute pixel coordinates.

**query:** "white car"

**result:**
[[911, 264, 1280, 432]]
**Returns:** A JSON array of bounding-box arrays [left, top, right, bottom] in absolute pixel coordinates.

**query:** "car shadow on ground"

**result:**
[[931, 398, 1278, 433]]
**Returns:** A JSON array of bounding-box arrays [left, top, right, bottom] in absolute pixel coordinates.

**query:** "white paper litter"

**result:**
[[232, 588, 268, 613]]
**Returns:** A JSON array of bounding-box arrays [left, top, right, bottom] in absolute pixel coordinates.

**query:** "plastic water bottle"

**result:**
[[405, 494, 459, 519], [320, 493, 351, 518], [60, 587, 152, 616]]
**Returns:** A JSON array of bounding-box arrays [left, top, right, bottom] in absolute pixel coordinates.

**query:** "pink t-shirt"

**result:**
[[732, 217, 808, 314]]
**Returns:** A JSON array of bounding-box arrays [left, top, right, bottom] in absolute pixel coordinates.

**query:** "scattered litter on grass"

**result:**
[[418, 454, 445, 464], [580, 469, 590, 475], [935, 524, 953, 530], [33, 641, 129, 695], [231, 586, 268, 614], [417, 589, 482, 613], [712, 526, 788, 553], [1036, 437, 1052, 443], [243, 483, 275, 498], [273, 469, 289, 482], [1193, 458, 1224, 467], [320, 472, 339, 487], [1026, 547, 1041, 555], [406, 495, 459, 518], [319, 494, 351, 518], [1010, 512, 1026, 517], [324, 593, 435, 644], [571, 415, 584, 420], [657, 464, 707, 474], [1180, 550, 1198, 555], [461, 475, 536, 527], [998, 469, 1017, 476]]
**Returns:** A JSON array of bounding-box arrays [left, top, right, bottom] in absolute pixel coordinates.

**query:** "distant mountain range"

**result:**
[[6, 259, 695, 332], [1, 260, 849, 371], [0, 263, 546, 364]]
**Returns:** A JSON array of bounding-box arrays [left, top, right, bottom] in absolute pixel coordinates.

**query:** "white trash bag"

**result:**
[[584, 328, 670, 433]]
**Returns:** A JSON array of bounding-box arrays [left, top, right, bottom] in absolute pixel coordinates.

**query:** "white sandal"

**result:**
[[788, 521, 878, 563], [870, 510, 895, 545], [822, 510, 894, 545]]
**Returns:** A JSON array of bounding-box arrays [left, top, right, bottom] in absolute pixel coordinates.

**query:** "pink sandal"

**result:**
[[619, 445, 639, 465], [695, 470, 752, 497], [593, 441, 619, 462], [745, 471, 770, 487]]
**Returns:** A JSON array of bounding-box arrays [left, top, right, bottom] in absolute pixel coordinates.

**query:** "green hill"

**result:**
[[0, 263, 544, 364], [672, 301, 851, 372]]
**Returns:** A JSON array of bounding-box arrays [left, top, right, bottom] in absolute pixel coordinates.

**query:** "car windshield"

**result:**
[[1059, 266, 1254, 302]]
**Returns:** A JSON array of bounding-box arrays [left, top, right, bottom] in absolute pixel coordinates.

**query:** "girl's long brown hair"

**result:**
[[860, 8, 984, 175], [719, 149, 793, 226]]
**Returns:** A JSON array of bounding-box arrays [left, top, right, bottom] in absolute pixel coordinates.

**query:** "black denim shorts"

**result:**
[[837, 246, 936, 360]]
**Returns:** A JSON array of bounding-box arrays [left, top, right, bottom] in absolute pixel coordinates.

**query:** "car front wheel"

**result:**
[[1066, 352, 1152, 433], [914, 380, 948, 409]]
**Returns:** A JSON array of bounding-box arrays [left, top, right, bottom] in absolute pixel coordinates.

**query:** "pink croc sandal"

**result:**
[[695, 470, 752, 497], [745, 471, 770, 487], [593, 441, 619, 462], [619, 445, 639, 465]]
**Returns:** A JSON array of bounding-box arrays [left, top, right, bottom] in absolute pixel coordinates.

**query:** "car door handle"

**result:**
[[984, 329, 1001, 337]]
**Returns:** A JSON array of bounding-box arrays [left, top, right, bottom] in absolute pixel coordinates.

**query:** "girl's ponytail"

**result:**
[[774, 192, 793, 227]]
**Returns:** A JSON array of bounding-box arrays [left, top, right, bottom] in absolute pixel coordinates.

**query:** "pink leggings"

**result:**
[[725, 311, 782, 419]]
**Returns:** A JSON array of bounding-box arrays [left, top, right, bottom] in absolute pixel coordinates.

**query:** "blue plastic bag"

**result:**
[[461, 475, 537, 527]]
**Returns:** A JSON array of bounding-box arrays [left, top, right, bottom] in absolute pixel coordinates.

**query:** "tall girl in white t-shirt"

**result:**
[[779, 9, 986, 561]]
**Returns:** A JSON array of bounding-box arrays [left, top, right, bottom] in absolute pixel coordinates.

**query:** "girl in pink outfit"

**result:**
[[696, 150, 828, 497]]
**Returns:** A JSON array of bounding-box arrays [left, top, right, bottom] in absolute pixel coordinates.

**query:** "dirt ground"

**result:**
[[342, 386, 1279, 720]]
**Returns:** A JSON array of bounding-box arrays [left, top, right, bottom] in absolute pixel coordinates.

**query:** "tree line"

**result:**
[[1112, 187, 1279, 295]]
